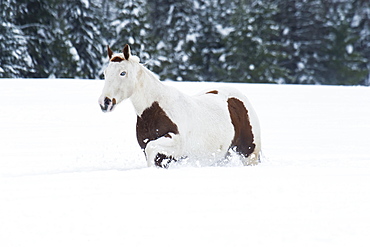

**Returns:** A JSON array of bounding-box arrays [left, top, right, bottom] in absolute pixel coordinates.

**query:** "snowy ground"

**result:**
[[1, 79, 370, 247]]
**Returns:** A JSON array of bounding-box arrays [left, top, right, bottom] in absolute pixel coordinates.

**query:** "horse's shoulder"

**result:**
[[136, 101, 179, 149]]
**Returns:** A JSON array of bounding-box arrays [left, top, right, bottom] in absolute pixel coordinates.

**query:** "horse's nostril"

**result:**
[[99, 97, 111, 112], [104, 97, 111, 105], [100, 97, 116, 112]]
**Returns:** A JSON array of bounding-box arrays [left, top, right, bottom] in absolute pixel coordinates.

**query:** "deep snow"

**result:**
[[1, 79, 370, 247]]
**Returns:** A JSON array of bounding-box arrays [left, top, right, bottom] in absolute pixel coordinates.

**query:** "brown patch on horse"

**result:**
[[206, 90, 218, 94], [136, 101, 179, 167], [227, 97, 255, 157], [110, 56, 125, 62]]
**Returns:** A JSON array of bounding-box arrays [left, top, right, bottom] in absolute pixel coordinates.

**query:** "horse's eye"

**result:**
[[120, 71, 126, 77]]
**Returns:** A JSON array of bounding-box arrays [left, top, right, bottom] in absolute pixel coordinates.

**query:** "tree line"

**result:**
[[1, 0, 369, 85]]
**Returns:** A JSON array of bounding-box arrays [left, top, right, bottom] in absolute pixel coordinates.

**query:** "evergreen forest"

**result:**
[[1, 0, 369, 85]]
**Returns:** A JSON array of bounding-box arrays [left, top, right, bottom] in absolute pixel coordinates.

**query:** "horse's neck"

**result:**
[[130, 65, 169, 116]]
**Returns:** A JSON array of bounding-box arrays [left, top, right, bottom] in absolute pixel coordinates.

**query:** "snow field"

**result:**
[[1, 79, 370, 246]]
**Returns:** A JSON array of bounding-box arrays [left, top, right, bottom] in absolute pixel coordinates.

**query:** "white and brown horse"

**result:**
[[99, 44, 261, 168]]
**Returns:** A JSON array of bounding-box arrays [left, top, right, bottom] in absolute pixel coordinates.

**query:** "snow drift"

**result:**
[[1, 79, 370, 247]]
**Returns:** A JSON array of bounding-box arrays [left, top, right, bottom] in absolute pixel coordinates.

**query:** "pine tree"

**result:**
[[3, 0, 87, 78], [275, 0, 321, 84], [63, 0, 104, 79], [1, 0, 369, 84], [111, 0, 152, 62], [350, 0, 370, 85], [147, 0, 199, 81], [319, 0, 368, 85], [223, 0, 288, 83], [12, 0, 61, 77], [0, 0, 30, 77], [275, 0, 368, 85], [185, 0, 226, 82]]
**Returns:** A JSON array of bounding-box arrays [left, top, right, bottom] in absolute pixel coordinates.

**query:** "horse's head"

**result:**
[[99, 44, 140, 112]]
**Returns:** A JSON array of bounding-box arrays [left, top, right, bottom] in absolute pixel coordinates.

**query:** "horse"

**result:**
[[99, 44, 261, 168]]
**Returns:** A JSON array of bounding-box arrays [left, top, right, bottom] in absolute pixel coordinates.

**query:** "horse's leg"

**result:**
[[153, 153, 175, 168], [145, 133, 182, 167]]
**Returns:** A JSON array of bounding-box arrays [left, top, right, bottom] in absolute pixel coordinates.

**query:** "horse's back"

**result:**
[[176, 91, 235, 161]]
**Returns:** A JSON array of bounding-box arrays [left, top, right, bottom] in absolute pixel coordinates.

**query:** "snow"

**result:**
[[346, 44, 354, 54], [298, 62, 305, 70], [1, 79, 370, 247], [215, 24, 235, 37], [81, 0, 89, 9], [283, 27, 290, 35], [166, 5, 175, 25], [351, 14, 361, 28]]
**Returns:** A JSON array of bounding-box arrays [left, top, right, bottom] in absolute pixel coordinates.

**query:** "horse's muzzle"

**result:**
[[100, 97, 116, 112]]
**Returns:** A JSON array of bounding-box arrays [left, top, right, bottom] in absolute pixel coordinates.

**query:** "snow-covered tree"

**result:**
[[275, 0, 322, 84], [147, 0, 200, 80], [319, 0, 368, 85], [111, 0, 152, 62], [275, 0, 368, 85], [350, 0, 370, 85], [185, 0, 227, 82], [63, 0, 104, 79], [1, 0, 369, 85], [11, 0, 60, 77], [222, 0, 288, 83], [0, 0, 30, 77]]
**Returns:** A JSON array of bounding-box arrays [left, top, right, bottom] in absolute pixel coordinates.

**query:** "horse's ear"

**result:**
[[123, 44, 131, 60], [107, 45, 113, 59]]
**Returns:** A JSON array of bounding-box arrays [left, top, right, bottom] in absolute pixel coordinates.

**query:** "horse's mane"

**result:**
[[138, 61, 161, 83]]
